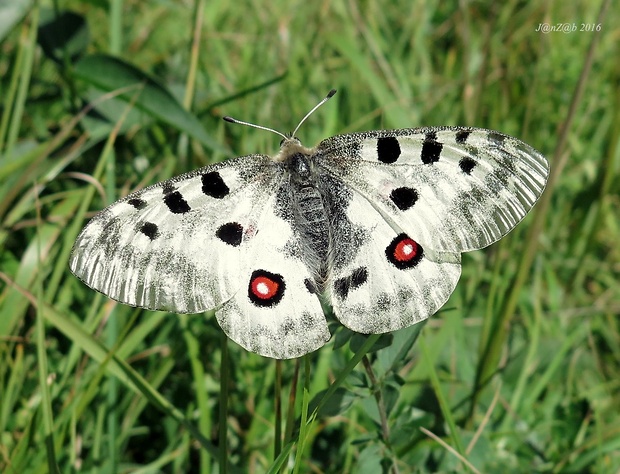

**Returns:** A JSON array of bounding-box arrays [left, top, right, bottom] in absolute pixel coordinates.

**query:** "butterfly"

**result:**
[[70, 90, 549, 359]]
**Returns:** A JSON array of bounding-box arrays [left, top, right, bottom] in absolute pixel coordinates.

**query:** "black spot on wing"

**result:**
[[202, 171, 229, 198], [351, 267, 368, 288], [390, 187, 418, 211], [304, 278, 317, 294], [334, 277, 350, 300], [139, 222, 159, 240], [128, 198, 147, 210], [216, 222, 243, 247], [421, 131, 442, 164], [455, 130, 471, 144], [334, 266, 368, 300], [459, 157, 476, 175], [377, 137, 401, 163], [164, 191, 191, 214]]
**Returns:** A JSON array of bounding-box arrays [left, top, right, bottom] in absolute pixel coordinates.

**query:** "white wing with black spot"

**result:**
[[317, 127, 549, 253], [70, 155, 330, 358], [215, 189, 330, 359], [70, 155, 279, 313], [323, 183, 462, 334]]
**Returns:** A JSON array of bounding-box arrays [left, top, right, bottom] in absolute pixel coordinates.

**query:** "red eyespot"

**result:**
[[248, 270, 285, 307], [394, 238, 418, 261], [252, 276, 279, 299], [385, 234, 424, 269]]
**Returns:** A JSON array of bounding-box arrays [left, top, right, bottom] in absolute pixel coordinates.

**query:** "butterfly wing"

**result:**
[[70, 155, 329, 358], [317, 127, 549, 253], [215, 182, 330, 358], [317, 172, 462, 333], [70, 155, 280, 313], [316, 126, 547, 333]]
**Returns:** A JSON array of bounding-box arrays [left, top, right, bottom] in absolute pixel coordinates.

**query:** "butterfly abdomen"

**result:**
[[287, 152, 330, 288]]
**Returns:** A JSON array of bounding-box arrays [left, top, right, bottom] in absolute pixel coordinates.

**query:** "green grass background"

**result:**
[[1, 0, 618, 472]]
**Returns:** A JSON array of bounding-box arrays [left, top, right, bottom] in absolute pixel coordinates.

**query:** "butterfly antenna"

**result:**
[[291, 89, 337, 137], [223, 89, 337, 141], [222, 115, 288, 140]]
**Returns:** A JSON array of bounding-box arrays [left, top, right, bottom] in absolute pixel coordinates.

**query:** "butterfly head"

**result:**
[[274, 136, 314, 163], [279, 135, 300, 146], [223, 89, 337, 162]]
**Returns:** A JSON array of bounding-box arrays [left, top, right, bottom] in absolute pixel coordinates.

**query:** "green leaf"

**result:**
[[376, 322, 425, 375], [73, 54, 225, 151], [350, 332, 393, 354]]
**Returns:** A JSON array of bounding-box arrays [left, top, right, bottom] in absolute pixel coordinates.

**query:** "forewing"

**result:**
[[215, 182, 330, 359], [317, 127, 549, 253], [70, 155, 279, 313], [320, 174, 462, 334]]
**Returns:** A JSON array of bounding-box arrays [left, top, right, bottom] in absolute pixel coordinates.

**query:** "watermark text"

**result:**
[[535, 23, 602, 34]]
